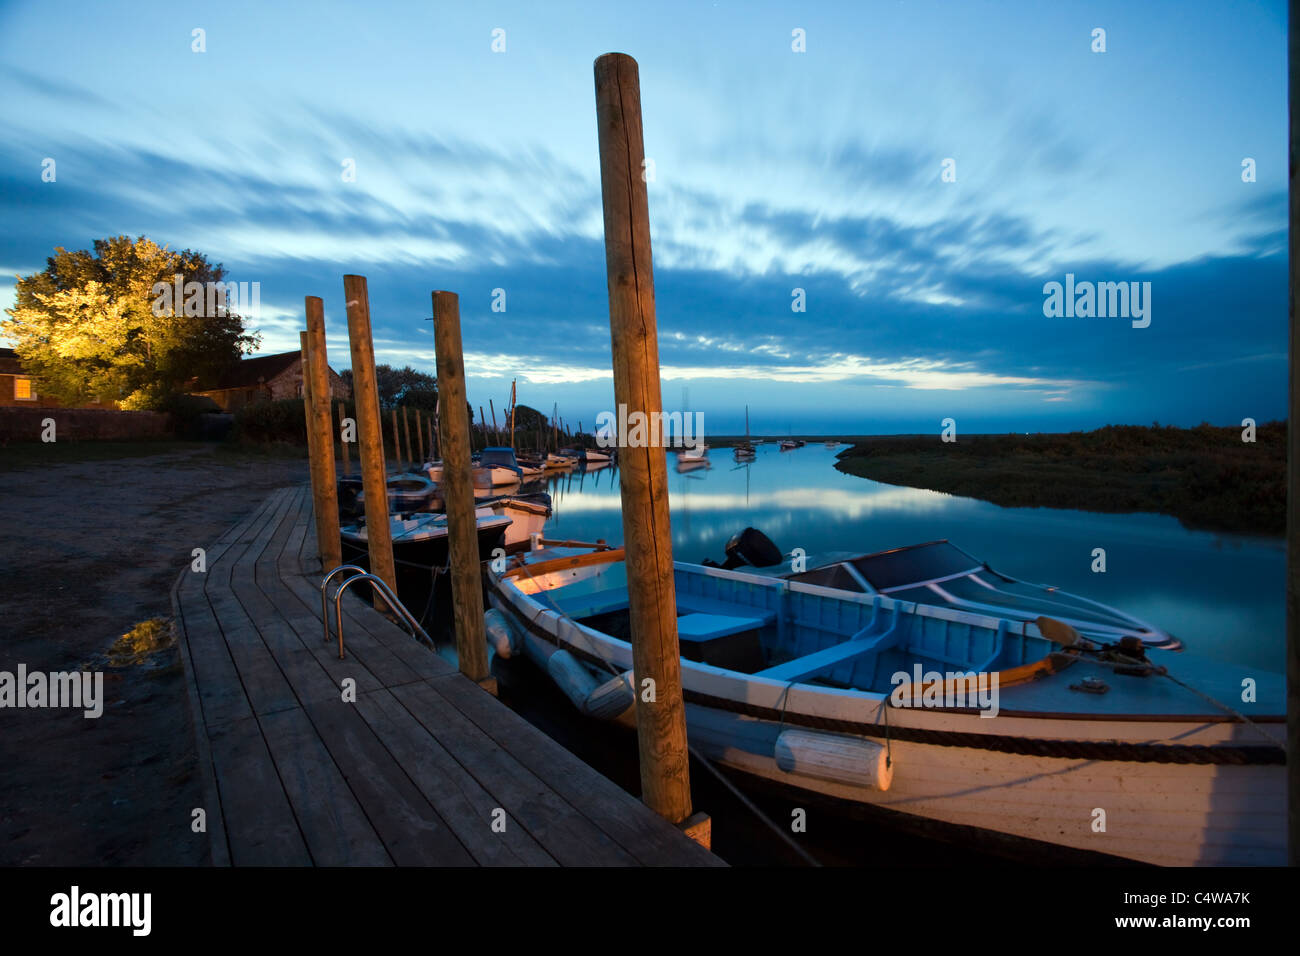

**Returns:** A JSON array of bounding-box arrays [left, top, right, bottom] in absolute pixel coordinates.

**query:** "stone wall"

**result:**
[[0, 406, 173, 442]]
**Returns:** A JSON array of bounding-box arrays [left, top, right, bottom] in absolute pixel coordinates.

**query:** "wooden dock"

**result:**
[[171, 485, 722, 866]]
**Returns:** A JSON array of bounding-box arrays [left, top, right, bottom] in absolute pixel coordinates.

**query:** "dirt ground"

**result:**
[[0, 442, 308, 865]]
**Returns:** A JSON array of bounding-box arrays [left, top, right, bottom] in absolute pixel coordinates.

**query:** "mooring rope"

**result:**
[[1073, 649, 1287, 750], [685, 740, 823, 867]]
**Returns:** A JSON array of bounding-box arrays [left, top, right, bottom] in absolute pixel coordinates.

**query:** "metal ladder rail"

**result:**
[[321, 564, 436, 660]]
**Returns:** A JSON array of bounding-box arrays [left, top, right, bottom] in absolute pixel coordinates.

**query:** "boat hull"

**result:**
[[485, 562, 1285, 867], [342, 517, 508, 624]]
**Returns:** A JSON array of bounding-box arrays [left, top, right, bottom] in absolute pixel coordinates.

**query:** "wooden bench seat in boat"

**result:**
[[552, 585, 634, 620], [554, 586, 778, 631], [676, 612, 768, 643], [552, 584, 771, 671], [756, 611, 911, 683], [674, 612, 767, 671], [676, 593, 777, 626]]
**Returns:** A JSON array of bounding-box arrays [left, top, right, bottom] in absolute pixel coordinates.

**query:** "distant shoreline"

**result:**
[[831, 424, 1285, 537]]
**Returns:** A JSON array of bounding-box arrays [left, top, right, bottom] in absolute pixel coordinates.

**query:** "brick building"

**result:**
[[0, 348, 116, 408], [192, 350, 349, 411]]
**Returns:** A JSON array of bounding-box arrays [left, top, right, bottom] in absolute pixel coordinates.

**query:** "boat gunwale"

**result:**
[[487, 557, 1284, 730]]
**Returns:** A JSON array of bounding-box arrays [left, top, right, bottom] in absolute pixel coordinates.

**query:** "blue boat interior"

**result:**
[[786, 540, 1137, 631], [538, 559, 1056, 690]]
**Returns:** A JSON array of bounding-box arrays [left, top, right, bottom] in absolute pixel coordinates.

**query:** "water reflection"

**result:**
[[529, 444, 1283, 670]]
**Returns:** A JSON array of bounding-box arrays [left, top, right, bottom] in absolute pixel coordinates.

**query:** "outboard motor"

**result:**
[[337, 476, 365, 521], [704, 527, 783, 569]]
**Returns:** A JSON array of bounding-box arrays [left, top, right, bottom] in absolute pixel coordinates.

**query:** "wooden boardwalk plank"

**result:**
[[172, 485, 722, 868], [206, 714, 312, 866], [389, 679, 639, 866], [258, 706, 392, 866], [434, 676, 725, 866], [300, 695, 476, 866], [353, 688, 558, 866], [203, 489, 301, 717]]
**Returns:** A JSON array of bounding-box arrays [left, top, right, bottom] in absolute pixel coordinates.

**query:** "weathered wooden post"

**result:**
[[304, 298, 341, 571], [415, 409, 425, 464], [1287, 0, 1299, 867], [390, 409, 402, 471], [489, 399, 500, 446], [401, 406, 414, 472], [338, 401, 351, 476], [343, 275, 397, 593], [593, 51, 702, 842], [299, 328, 319, 489], [431, 290, 494, 692]]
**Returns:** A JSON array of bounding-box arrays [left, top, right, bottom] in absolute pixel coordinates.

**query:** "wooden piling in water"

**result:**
[[338, 401, 351, 476], [432, 290, 493, 692], [415, 409, 425, 464], [593, 51, 698, 836], [402, 406, 414, 473], [490, 399, 500, 446], [390, 409, 401, 472], [304, 298, 341, 572], [343, 275, 397, 593]]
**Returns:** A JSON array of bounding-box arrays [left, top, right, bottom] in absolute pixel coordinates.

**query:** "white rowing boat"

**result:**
[[486, 545, 1285, 867]]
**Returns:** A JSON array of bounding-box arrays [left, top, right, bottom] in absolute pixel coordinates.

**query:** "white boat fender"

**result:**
[[484, 608, 522, 659], [583, 668, 636, 722], [546, 649, 635, 721], [774, 728, 893, 792]]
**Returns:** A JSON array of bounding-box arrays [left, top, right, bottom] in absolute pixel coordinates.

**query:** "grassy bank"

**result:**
[[834, 423, 1285, 536], [0, 438, 311, 471]]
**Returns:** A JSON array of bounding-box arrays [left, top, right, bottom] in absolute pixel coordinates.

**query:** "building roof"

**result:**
[[0, 347, 23, 375], [201, 351, 303, 391]]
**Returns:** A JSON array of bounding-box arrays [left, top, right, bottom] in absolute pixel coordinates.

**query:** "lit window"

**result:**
[[14, 377, 35, 401]]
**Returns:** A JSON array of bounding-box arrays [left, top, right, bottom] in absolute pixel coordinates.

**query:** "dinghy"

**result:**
[[735, 406, 755, 456], [486, 545, 1285, 866], [475, 446, 542, 484], [476, 492, 552, 550], [706, 531, 1181, 650], [676, 445, 711, 471], [337, 473, 441, 519], [340, 510, 511, 615], [558, 446, 610, 467]]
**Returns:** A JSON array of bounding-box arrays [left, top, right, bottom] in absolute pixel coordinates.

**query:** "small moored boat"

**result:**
[[706, 531, 1181, 651], [486, 545, 1284, 866], [341, 510, 511, 612], [473, 447, 534, 487], [337, 472, 440, 519]]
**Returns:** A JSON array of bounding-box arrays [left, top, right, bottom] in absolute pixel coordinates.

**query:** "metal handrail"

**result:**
[[321, 564, 436, 660], [322, 564, 369, 636]]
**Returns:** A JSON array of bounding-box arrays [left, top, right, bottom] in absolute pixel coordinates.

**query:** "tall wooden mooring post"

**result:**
[[593, 51, 706, 844]]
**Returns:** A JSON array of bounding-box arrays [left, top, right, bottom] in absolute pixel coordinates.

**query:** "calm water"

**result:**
[[531, 443, 1285, 672]]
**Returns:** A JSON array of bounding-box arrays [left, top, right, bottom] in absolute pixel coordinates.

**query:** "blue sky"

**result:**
[[0, 0, 1288, 434]]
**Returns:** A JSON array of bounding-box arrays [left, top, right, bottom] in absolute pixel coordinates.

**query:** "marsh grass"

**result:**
[[835, 423, 1285, 536]]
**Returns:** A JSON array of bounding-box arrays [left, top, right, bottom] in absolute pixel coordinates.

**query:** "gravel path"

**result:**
[[0, 444, 308, 865]]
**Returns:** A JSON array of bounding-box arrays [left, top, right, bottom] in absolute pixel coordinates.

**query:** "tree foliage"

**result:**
[[340, 364, 439, 411], [2, 236, 259, 409]]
